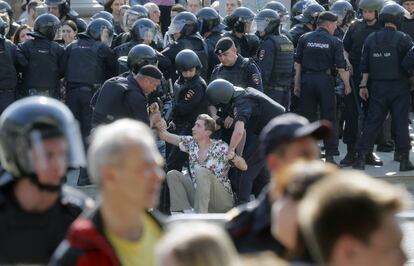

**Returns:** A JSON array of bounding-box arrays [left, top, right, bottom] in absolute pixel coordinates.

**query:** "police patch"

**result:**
[[259, 49, 265, 61], [252, 73, 261, 85]]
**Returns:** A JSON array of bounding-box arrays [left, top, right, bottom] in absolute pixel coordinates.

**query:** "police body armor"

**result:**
[[25, 40, 60, 91], [0, 40, 17, 90], [268, 35, 294, 88], [214, 57, 254, 89], [115, 41, 135, 58], [65, 40, 104, 86], [241, 87, 285, 133], [92, 77, 130, 125], [368, 32, 404, 80], [179, 34, 209, 80], [347, 20, 380, 64]]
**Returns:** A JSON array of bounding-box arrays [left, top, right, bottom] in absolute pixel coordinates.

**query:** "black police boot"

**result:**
[[325, 155, 337, 165], [340, 145, 356, 167], [352, 152, 366, 170], [77, 167, 92, 186], [394, 151, 402, 162], [376, 141, 395, 152], [365, 152, 383, 166], [399, 153, 414, 171]]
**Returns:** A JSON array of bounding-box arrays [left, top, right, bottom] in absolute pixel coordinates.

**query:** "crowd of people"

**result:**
[[0, 0, 413, 265]]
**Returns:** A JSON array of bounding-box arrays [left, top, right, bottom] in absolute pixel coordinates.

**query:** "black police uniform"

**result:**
[[223, 31, 259, 59], [356, 27, 413, 159], [211, 54, 263, 92], [341, 19, 381, 148], [16, 37, 65, 98], [295, 27, 347, 156], [226, 190, 287, 255], [92, 73, 151, 126], [0, 37, 18, 113], [167, 75, 208, 171], [222, 88, 284, 204], [162, 33, 209, 81], [257, 34, 294, 109], [0, 182, 90, 264], [401, 17, 414, 40], [289, 23, 313, 48], [205, 25, 225, 81], [64, 35, 117, 140]]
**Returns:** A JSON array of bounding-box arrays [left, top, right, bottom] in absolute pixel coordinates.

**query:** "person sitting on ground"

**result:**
[[299, 171, 410, 266], [154, 112, 247, 213]]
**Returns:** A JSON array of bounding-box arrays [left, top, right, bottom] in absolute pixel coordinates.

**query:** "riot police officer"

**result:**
[[162, 11, 209, 81], [16, 14, 65, 98], [354, 3, 414, 171], [331, 0, 356, 39], [196, 7, 226, 81], [294, 11, 352, 164], [289, 3, 325, 47], [206, 79, 285, 204], [262, 1, 292, 39], [92, 46, 163, 126], [0, 0, 19, 40], [91, 10, 115, 25], [0, 96, 92, 264], [166, 49, 208, 171], [211, 37, 263, 91], [112, 4, 149, 48], [64, 18, 117, 186], [45, 0, 84, 32], [255, 9, 294, 109], [0, 17, 18, 114], [340, 0, 382, 167], [291, 0, 316, 26], [224, 7, 260, 59]]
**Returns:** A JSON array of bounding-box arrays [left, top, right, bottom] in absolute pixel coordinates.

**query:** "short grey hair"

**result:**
[[144, 2, 160, 12], [87, 118, 163, 184]]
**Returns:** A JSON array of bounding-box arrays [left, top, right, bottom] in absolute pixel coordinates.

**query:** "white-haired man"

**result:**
[[50, 119, 165, 266]]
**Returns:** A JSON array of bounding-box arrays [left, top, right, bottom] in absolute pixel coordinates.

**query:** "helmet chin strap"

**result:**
[[28, 174, 62, 192]]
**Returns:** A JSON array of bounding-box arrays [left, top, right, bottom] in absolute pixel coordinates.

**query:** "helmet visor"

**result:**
[[138, 25, 156, 43], [124, 11, 140, 30], [167, 19, 185, 35], [100, 26, 114, 46], [255, 18, 269, 32], [244, 19, 257, 34]]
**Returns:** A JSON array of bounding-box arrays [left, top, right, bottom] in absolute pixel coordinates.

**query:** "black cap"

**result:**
[[215, 37, 235, 55], [260, 113, 333, 156], [317, 11, 338, 23], [138, 65, 163, 80]]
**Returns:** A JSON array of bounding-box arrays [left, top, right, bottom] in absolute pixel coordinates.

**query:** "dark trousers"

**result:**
[[66, 86, 94, 184], [357, 79, 411, 154], [299, 72, 338, 155], [231, 132, 268, 204], [264, 87, 290, 111], [0, 91, 15, 115], [166, 125, 190, 171], [159, 5, 172, 36]]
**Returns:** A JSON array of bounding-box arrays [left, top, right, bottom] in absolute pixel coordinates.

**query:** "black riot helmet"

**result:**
[[295, 3, 325, 24], [0, 1, 12, 20], [76, 18, 87, 33], [379, 2, 407, 28], [168, 11, 199, 38], [0, 96, 86, 179], [263, 1, 289, 16], [45, 0, 78, 19], [32, 14, 61, 40], [127, 44, 158, 74], [130, 18, 157, 43], [358, 0, 384, 11], [123, 4, 149, 31], [91, 10, 114, 25], [255, 9, 281, 36], [196, 7, 221, 35], [206, 79, 238, 105], [292, 0, 315, 18], [0, 16, 5, 38], [226, 7, 256, 33], [86, 18, 114, 46], [175, 49, 202, 72], [330, 0, 356, 26]]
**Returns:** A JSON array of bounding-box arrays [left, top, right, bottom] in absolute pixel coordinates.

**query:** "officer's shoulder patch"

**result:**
[[258, 49, 265, 61], [252, 73, 261, 85]]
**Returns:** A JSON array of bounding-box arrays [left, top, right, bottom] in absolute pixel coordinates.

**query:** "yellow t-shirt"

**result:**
[[105, 213, 162, 266]]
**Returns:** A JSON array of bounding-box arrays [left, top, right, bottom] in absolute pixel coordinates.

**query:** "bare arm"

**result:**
[[155, 120, 181, 146], [294, 63, 302, 96], [227, 149, 248, 171], [229, 121, 245, 152], [359, 73, 369, 101], [338, 68, 351, 95]]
